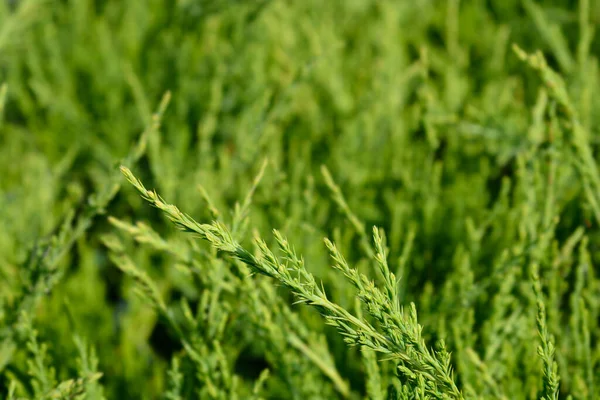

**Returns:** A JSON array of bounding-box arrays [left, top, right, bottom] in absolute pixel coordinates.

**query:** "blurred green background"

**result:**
[[1, 0, 600, 398]]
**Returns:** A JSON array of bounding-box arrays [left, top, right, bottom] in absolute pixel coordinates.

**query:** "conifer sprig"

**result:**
[[120, 166, 463, 399], [531, 264, 560, 400]]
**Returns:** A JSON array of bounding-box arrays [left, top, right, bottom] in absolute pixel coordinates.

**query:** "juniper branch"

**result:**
[[531, 264, 560, 400], [120, 166, 464, 399]]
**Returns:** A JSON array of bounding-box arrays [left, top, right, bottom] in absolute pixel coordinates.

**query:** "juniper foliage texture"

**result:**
[[1, 0, 600, 399]]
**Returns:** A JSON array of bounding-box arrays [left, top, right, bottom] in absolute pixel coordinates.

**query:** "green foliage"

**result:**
[[2, 0, 600, 398]]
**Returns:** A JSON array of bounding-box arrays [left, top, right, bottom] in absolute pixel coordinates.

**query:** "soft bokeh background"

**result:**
[[1, 0, 600, 398]]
